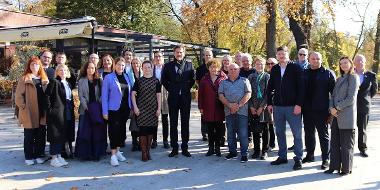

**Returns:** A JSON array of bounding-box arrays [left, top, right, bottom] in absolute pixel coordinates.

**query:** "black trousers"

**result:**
[[169, 95, 191, 150], [50, 143, 63, 155], [303, 111, 330, 161], [153, 114, 169, 142], [201, 119, 208, 137], [108, 108, 129, 149], [357, 113, 369, 152], [206, 121, 224, 148], [24, 126, 46, 160], [268, 123, 275, 148], [252, 122, 269, 153], [329, 118, 355, 173]]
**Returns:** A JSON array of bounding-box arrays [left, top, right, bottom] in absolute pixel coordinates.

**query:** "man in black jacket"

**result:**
[[267, 46, 305, 170], [161, 45, 195, 157], [302, 52, 336, 169], [40, 50, 55, 79], [354, 54, 378, 157]]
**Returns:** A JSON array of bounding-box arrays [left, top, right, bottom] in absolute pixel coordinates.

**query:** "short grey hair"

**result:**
[[241, 53, 253, 63]]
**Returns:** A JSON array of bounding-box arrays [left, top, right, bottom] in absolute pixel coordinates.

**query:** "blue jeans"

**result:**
[[226, 114, 249, 156], [273, 106, 303, 161]]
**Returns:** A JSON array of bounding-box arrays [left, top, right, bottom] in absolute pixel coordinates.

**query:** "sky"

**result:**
[[327, 0, 380, 36]]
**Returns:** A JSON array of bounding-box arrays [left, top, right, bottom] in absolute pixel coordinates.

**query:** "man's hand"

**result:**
[[103, 114, 108, 120], [329, 107, 338, 117], [229, 103, 239, 114], [293, 105, 301, 115], [267, 105, 273, 113]]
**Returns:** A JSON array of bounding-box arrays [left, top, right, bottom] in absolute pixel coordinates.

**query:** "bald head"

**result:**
[[309, 51, 322, 70]]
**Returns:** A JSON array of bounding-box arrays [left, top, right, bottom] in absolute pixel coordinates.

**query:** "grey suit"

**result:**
[[329, 74, 359, 173], [78, 77, 102, 115]]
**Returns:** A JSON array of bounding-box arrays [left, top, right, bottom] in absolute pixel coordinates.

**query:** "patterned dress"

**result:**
[[133, 76, 161, 135]]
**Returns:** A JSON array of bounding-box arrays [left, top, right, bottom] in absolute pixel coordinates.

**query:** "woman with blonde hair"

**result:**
[[45, 64, 75, 167], [15, 56, 49, 165]]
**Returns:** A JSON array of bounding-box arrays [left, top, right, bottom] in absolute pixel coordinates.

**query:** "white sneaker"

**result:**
[[116, 151, 126, 162], [35, 158, 45, 164], [50, 158, 64, 167], [57, 155, 68, 165], [25, 159, 35, 165], [110, 155, 119, 166]]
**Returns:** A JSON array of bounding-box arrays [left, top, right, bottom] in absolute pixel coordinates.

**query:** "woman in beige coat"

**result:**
[[325, 56, 359, 176], [15, 56, 49, 165]]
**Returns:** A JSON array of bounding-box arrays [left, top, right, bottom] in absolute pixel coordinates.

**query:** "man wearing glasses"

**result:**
[[296, 48, 310, 70], [40, 50, 55, 79]]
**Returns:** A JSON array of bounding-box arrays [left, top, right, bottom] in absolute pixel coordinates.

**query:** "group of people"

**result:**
[[15, 45, 377, 176]]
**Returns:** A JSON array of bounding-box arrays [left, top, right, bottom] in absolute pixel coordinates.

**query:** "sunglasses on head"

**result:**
[[299, 53, 307, 56]]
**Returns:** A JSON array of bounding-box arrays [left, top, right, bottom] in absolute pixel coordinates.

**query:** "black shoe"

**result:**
[[260, 152, 268, 160], [302, 156, 315, 163], [339, 171, 351, 176], [288, 145, 295, 151], [163, 141, 170, 149], [182, 150, 192, 157], [151, 141, 157, 149], [321, 160, 329, 170], [293, 160, 302, 170], [225, 153, 238, 160], [168, 149, 178, 157], [324, 169, 335, 174], [360, 151, 368, 157], [202, 136, 208, 141], [270, 157, 288, 165], [205, 147, 214, 157], [240, 156, 248, 163], [215, 148, 222, 157], [251, 151, 260, 159]]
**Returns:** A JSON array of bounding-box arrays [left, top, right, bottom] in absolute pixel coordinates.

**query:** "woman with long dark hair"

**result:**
[[15, 56, 49, 165], [75, 62, 107, 161], [325, 56, 359, 176], [45, 64, 75, 167]]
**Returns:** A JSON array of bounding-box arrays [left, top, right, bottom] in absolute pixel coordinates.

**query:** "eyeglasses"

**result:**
[[298, 53, 307, 56], [266, 62, 275, 66]]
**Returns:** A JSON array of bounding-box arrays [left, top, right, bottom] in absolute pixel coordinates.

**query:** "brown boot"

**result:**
[[139, 136, 148, 162], [147, 135, 153, 160]]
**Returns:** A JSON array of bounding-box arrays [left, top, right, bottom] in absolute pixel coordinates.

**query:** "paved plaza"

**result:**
[[0, 97, 380, 190]]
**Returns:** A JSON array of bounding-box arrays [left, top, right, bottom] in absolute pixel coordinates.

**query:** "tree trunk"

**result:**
[[289, 16, 307, 50], [265, 0, 276, 58], [373, 10, 380, 73], [288, 0, 313, 50]]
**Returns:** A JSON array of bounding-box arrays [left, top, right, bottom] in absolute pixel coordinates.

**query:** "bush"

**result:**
[[0, 79, 13, 98]]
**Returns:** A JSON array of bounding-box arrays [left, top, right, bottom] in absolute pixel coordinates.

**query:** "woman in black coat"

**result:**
[[46, 64, 75, 167]]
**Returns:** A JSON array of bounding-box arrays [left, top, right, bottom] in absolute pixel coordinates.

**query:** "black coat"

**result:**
[[46, 77, 75, 144], [267, 62, 305, 106], [303, 66, 336, 113], [161, 58, 195, 103], [357, 71, 378, 114]]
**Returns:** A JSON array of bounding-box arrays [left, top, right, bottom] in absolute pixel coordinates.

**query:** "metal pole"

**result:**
[[149, 38, 153, 61], [91, 21, 95, 54]]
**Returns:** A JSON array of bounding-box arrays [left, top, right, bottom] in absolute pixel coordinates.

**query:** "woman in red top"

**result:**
[[198, 59, 227, 157]]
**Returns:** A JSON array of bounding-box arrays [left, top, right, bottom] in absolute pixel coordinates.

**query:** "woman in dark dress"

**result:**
[[129, 57, 142, 151], [75, 62, 107, 161], [131, 60, 161, 161], [45, 64, 75, 167]]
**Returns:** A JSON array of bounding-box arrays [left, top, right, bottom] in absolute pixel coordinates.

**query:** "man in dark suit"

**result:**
[[302, 52, 336, 169], [40, 50, 55, 79], [161, 45, 195, 157], [354, 54, 378, 157]]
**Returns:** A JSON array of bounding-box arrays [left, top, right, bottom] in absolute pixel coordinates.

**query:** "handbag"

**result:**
[[87, 102, 105, 125]]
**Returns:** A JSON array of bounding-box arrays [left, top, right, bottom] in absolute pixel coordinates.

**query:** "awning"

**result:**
[[0, 17, 95, 43]]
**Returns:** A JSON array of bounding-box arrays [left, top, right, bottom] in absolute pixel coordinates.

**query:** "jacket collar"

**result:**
[[23, 73, 49, 85]]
